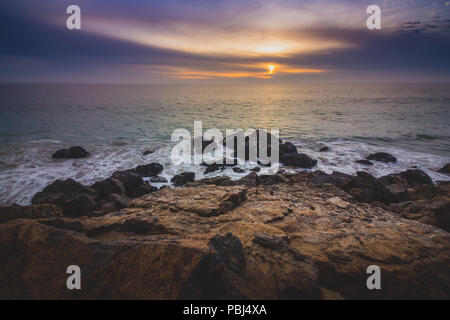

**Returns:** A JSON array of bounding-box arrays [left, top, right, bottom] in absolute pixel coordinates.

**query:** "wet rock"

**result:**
[[280, 152, 317, 168], [438, 163, 450, 174], [232, 167, 245, 173], [143, 150, 154, 156], [133, 163, 163, 177], [31, 179, 98, 217], [52, 146, 89, 159], [319, 146, 330, 152], [171, 172, 195, 186], [366, 152, 397, 163], [355, 159, 373, 166], [111, 170, 145, 197], [280, 141, 297, 155], [91, 178, 124, 200], [250, 167, 261, 172]]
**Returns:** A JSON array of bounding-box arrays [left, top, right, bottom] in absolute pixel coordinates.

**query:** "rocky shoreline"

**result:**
[[0, 142, 449, 299]]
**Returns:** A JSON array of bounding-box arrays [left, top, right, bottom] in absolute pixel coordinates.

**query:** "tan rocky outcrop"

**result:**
[[0, 177, 449, 299]]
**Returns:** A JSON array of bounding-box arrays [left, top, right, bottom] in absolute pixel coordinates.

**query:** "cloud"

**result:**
[[0, 0, 449, 83]]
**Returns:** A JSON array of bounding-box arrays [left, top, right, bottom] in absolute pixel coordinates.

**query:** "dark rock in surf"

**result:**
[[31, 179, 98, 217], [52, 146, 89, 159], [171, 172, 195, 186], [280, 153, 317, 169], [279, 141, 297, 155], [149, 176, 168, 183], [91, 178, 125, 200], [438, 163, 450, 174], [134, 163, 163, 177], [366, 152, 397, 163], [319, 146, 330, 152], [143, 150, 154, 156]]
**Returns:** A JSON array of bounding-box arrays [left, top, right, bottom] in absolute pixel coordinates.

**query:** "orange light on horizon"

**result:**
[[268, 65, 276, 74]]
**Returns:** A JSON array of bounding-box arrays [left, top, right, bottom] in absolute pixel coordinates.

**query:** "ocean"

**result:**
[[0, 83, 449, 205]]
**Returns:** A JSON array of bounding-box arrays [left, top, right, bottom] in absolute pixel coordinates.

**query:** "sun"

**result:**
[[268, 65, 276, 74]]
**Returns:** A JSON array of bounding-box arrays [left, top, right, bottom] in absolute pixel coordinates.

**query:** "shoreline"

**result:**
[[0, 162, 449, 299]]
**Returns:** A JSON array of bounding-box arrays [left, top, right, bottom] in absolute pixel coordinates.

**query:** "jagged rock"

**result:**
[[107, 193, 130, 209], [0, 204, 62, 223], [91, 178, 125, 200], [339, 171, 395, 205], [438, 163, 450, 174], [143, 150, 154, 156], [280, 152, 317, 168], [52, 146, 89, 159], [111, 170, 146, 197], [127, 183, 157, 198], [379, 170, 433, 188], [232, 167, 245, 173], [171, 172, 195, 186], [280, 141, 297, 155], [388, 199, 450, 232], [319, 146, 330, 152], [133, 163, 163, 177], [1, 179, 449, 299], [366, 152, 397, 163], [31, 179, 98, 217], [355, 159, 373, 166]]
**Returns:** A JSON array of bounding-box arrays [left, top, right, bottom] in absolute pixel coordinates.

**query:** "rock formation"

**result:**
[[1, 171, 449, 299]]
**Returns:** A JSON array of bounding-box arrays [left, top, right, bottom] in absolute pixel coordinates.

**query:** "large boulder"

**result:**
[[31, 179, 98, 217], [52, 146, 89, 159], [366, 152, 397, 163], [280, 153, 317, 168]]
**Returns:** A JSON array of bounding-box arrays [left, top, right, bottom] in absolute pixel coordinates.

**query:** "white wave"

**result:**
[[0, 139, 448, 206]]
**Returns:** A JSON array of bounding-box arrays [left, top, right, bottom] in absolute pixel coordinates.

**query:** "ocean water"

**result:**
[[0, 83, 449, 205]]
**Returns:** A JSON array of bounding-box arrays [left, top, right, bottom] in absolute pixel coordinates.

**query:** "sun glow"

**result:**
[[268, 65, 276, 74]]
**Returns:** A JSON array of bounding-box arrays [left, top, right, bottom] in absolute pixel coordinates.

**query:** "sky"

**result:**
[[1, 0, 449, 83]]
